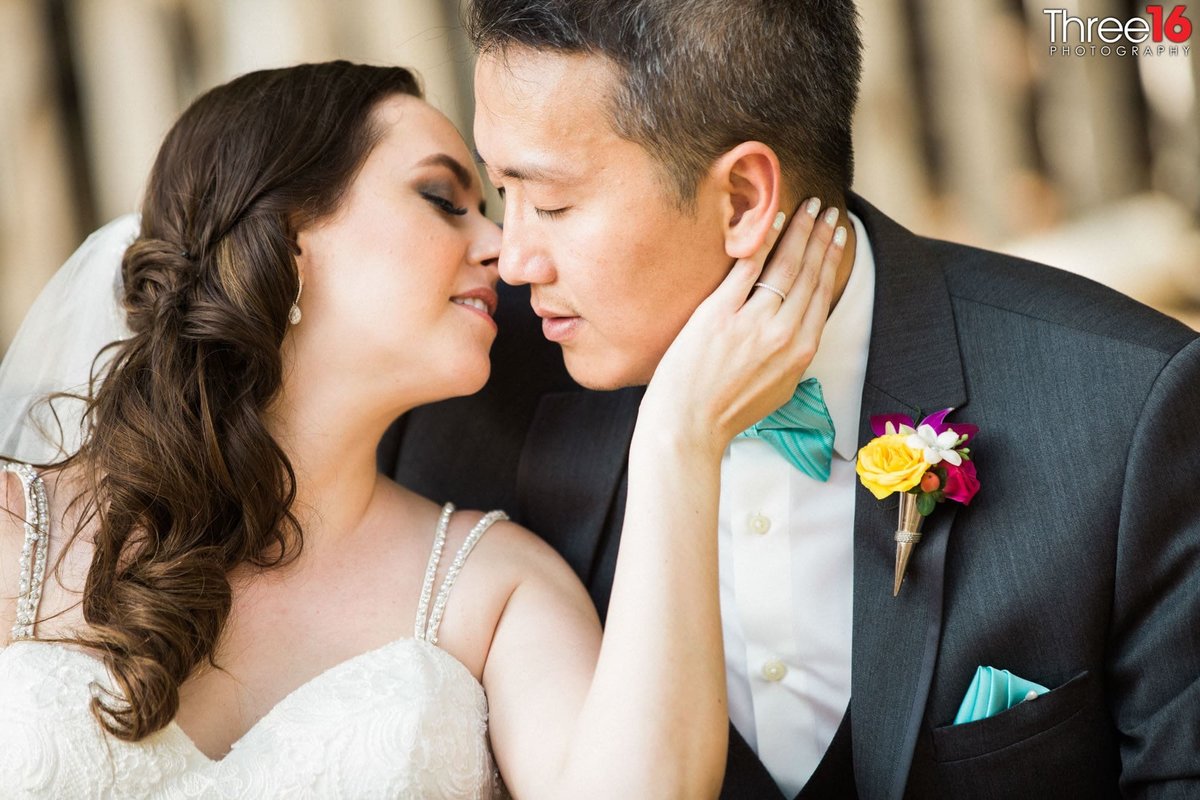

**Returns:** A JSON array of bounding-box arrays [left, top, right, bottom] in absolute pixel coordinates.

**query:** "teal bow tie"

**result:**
[[737, 378, 836, 481]]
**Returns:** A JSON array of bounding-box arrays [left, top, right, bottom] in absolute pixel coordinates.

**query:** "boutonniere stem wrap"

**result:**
[[855, 408, 980, 596]]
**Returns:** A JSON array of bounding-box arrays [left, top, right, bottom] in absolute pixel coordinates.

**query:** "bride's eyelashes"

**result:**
[[419, 191, 468, 217]]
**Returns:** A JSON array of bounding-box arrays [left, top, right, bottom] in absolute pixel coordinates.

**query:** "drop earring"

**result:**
[[289, 278, 303, 325]]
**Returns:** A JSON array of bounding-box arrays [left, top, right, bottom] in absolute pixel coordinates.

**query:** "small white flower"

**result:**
[[884, 421, 917, 436], [906, 424, 963, 466]]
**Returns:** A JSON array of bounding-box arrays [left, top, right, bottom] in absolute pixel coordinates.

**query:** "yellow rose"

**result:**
[[856, 434, 927, 500]]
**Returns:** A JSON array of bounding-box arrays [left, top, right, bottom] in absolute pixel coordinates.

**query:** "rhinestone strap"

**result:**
[[414, 504, 509, 645], [424, 510, 508, 645], [3, 461, 49, 641], [414, 503, 456, 641]]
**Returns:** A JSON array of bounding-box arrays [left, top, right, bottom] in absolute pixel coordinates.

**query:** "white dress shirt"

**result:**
[[717, 212, 876, 798]]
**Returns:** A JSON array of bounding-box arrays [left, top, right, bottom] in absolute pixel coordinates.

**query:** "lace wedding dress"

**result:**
[[0, 461, 509, 799]]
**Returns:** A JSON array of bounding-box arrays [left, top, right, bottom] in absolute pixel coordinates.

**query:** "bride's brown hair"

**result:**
[[58, 61, 420, 741]]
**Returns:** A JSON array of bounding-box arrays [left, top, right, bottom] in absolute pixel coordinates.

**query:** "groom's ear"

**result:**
[[712, 142, 783, 260]]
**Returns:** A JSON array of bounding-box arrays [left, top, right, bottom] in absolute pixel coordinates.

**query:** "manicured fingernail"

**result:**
[[772, 211, 786, 231], [833, 226, 847, 247], [823, 206, 840, 226], [804, 197, 821, 217]]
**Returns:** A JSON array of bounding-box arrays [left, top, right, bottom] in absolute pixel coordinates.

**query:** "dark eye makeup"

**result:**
[[420, 191, 468, 217]]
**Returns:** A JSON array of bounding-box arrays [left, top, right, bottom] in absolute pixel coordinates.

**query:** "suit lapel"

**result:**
[[847, 195, 967, 800], [516, 386, 643, 584]]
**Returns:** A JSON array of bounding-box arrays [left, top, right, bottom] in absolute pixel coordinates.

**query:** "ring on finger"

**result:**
[[753, 282, 788, 302]]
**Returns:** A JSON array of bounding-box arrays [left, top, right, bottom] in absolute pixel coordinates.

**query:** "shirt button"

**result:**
[[761, 658, 787, 682], [748, 513, 772, 535]]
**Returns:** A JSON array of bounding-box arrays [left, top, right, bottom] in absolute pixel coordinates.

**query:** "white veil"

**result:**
[[0, 214, 138, 464]]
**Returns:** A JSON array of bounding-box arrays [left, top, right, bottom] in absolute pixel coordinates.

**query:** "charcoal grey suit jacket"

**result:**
[[381, 195, 1200, 799]]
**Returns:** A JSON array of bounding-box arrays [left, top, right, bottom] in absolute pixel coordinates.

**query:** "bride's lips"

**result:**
[[532, 301, 582, 343], [450, 287, 499, 331]]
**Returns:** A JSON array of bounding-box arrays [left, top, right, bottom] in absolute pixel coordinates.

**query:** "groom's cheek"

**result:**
[[550, 186, 728, 387]]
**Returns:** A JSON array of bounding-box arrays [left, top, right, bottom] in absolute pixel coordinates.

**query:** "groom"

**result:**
[[383, 1, 1200, 797]]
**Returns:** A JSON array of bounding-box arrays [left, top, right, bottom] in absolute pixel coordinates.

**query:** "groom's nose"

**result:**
[[498, 223, 555, 287]]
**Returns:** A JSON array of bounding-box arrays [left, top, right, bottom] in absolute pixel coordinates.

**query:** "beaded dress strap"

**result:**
[[414, 503, 508, 646], [2, 461, 49, 641]]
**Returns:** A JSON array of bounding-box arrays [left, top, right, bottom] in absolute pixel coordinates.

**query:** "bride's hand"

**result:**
[[639, 199, 846, 458]]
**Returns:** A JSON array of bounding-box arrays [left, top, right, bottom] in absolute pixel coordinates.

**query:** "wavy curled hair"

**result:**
[[53, 61, 420, 741]]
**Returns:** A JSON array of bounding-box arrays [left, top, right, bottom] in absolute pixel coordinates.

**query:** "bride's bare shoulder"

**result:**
[[442, 508, 597, 638], [363, 479, 600, 681], [373, 478, 571, 584], [463, 514, 577, 587], [372, 477, 593, 621]]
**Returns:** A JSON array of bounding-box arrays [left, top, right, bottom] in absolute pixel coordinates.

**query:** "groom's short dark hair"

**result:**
[[468, 0, 863, 210]]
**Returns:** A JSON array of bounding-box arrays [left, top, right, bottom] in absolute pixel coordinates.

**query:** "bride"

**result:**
[[0, 61, 841, 798]]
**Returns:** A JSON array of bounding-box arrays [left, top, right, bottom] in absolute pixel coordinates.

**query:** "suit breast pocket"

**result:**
[[931, 669, 1093, 763], [916, 669, 1120, 799]]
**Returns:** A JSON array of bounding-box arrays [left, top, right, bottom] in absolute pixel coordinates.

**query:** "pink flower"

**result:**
[[943, 460, 980, 505]]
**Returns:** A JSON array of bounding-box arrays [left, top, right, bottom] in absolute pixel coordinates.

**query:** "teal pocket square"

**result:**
[[953, 666, 1049, 725]]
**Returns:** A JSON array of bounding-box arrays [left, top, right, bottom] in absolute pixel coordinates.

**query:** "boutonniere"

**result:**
[[855, 408, 980, 596]]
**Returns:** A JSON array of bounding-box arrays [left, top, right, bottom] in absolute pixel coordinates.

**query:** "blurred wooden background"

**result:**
[[1, 0, 1197, 357]]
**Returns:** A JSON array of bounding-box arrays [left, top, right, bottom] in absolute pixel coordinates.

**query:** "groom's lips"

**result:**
[[532, 301, 582, 343]]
